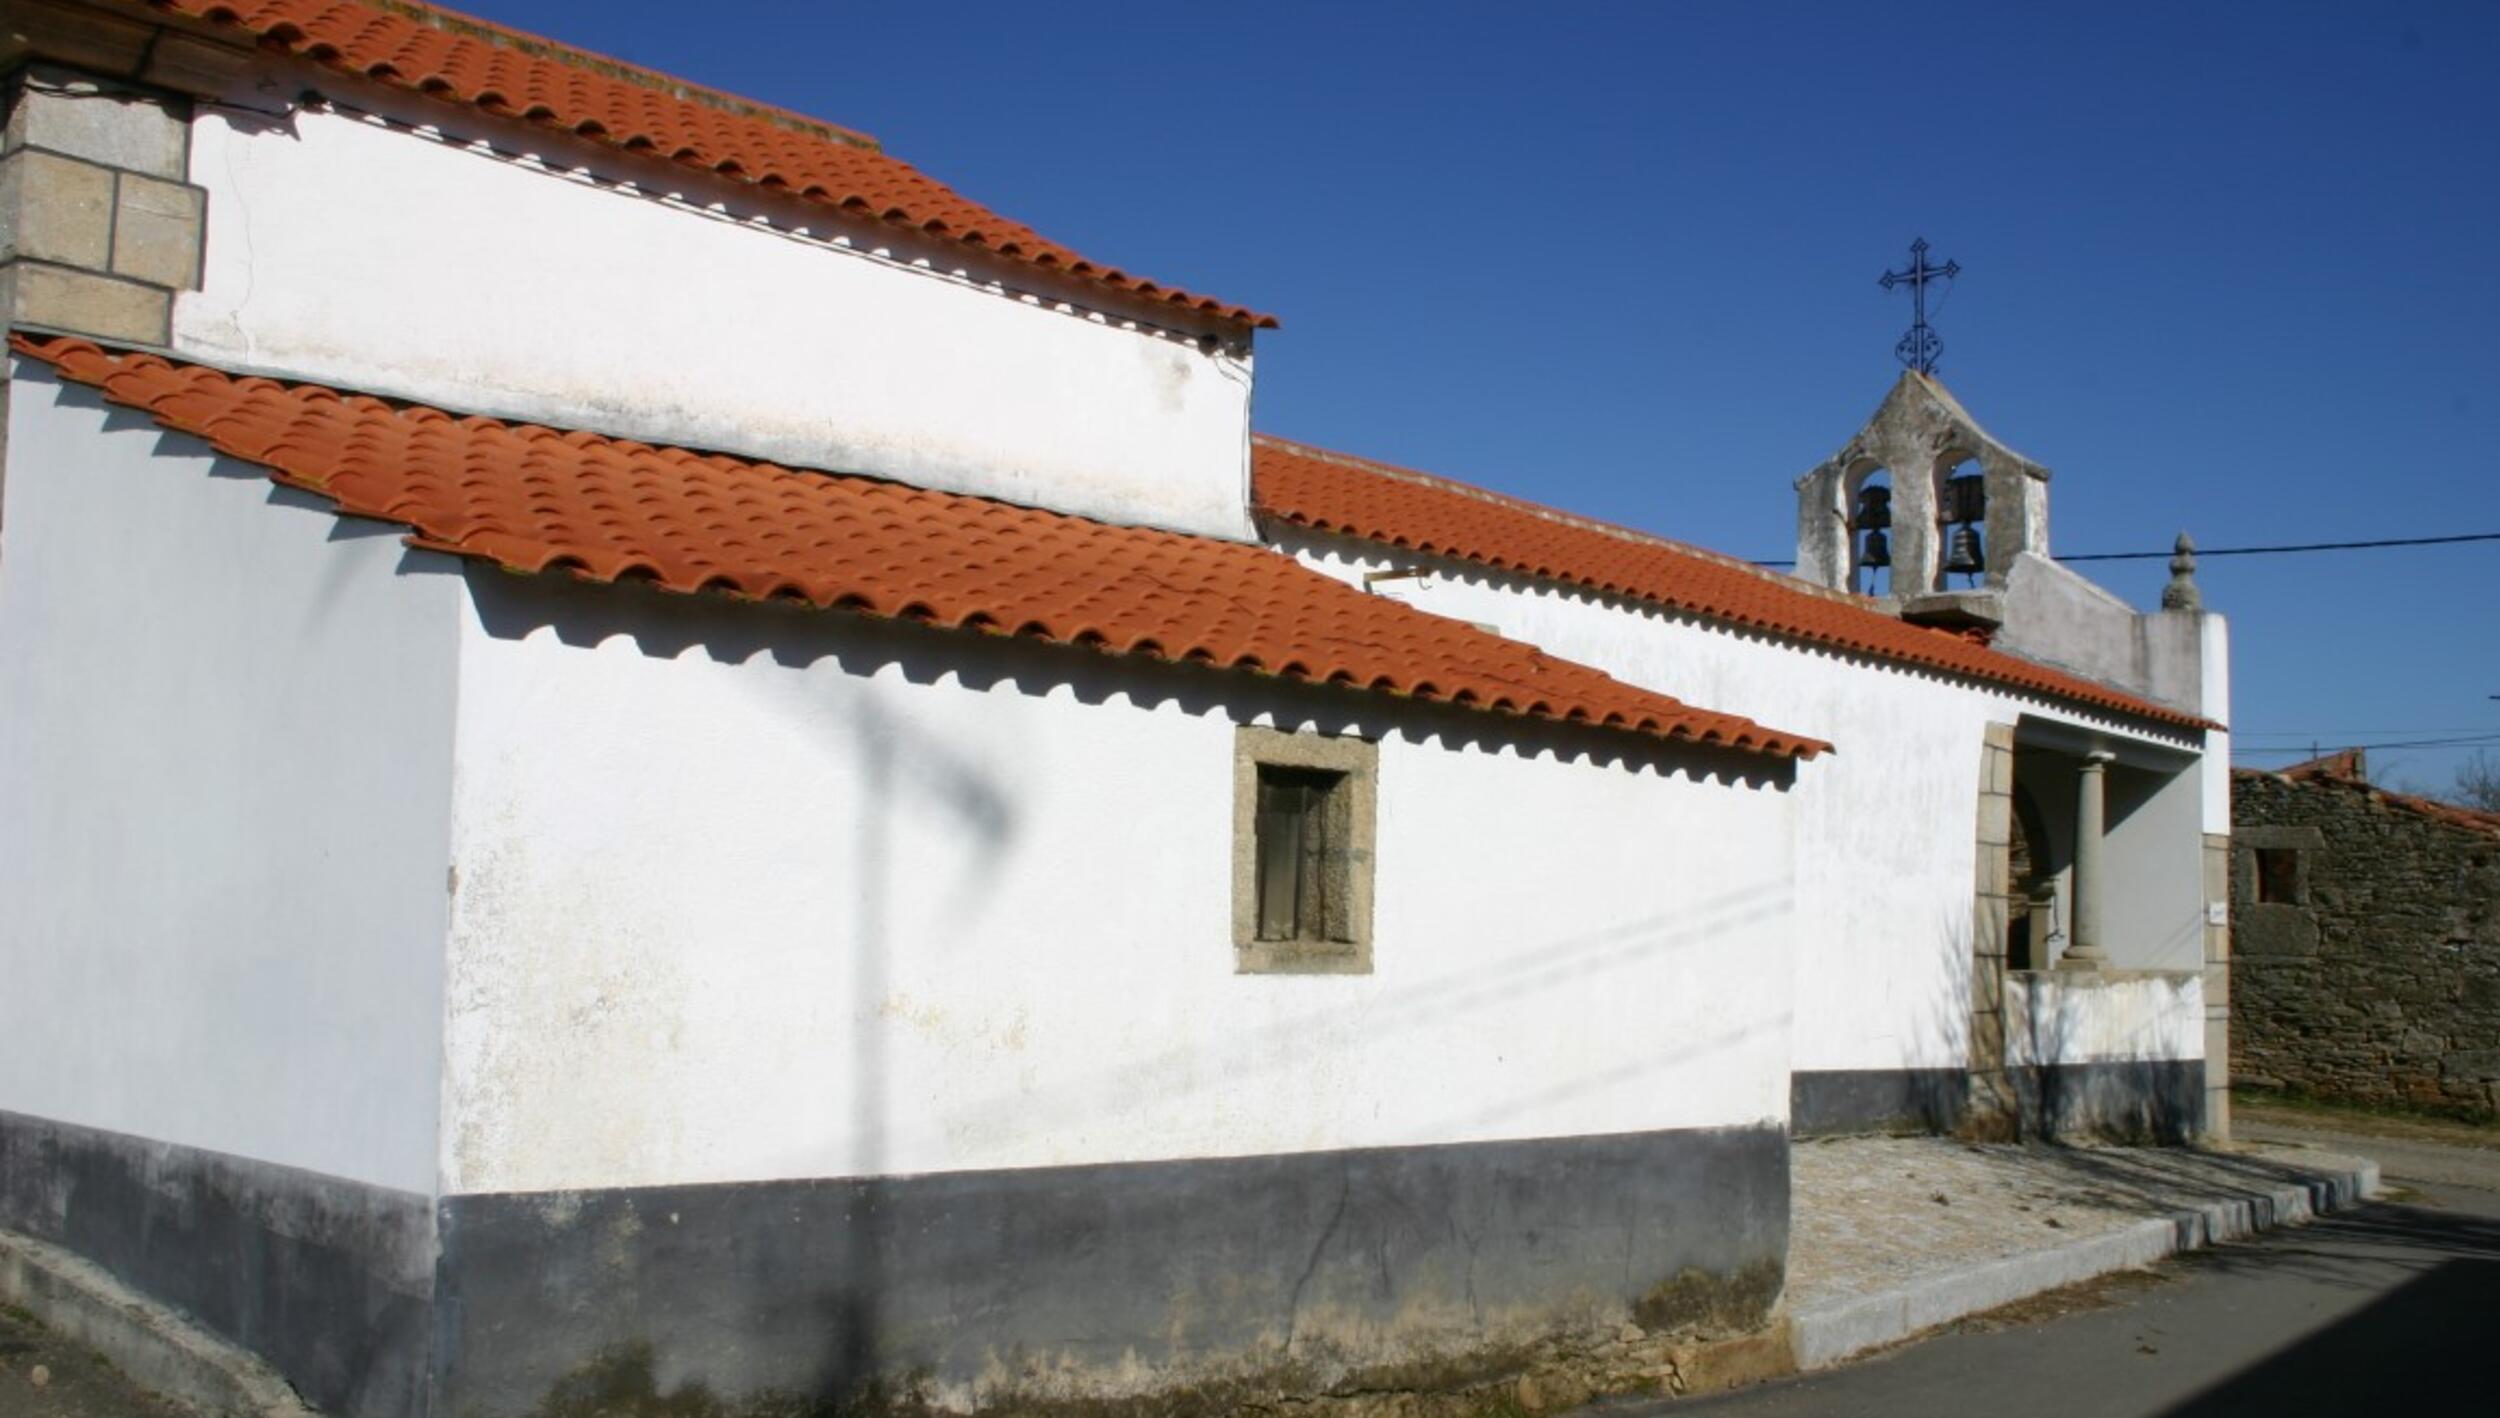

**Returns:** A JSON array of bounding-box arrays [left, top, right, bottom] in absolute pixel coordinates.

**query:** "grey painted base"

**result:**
[[2012, 1059, 2206, 1144], [0, 1109, 433, 1418], [1792, 1062, 2205, 1142], [0, 1112, 1788, 1418], [436, 1124, 1788, 1416], [1790, 1069, 1967, 1137]]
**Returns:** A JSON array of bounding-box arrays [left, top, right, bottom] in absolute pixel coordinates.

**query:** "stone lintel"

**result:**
[[2235, 825, 2326, 851]]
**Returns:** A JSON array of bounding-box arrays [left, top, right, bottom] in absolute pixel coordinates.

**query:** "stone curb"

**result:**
[[1787, 1156, 2382, 1371], [0, 1227, 317, 1417]]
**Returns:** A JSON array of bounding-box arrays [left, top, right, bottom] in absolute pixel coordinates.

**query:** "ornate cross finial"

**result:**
[[1879, 238, 1960, 374], [2161, 531, 2202, 610]]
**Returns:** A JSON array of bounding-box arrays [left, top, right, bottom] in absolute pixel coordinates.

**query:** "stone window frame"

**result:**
[[2234, 826, 2323, 908], [1232, 724, 1378, 975]]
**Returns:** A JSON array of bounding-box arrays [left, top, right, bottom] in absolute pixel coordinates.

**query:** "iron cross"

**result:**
[[1879, 238, 1960, 374]]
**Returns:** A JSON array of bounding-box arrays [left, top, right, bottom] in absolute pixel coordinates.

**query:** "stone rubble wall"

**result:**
[[2230, 771, 2500, 1116]]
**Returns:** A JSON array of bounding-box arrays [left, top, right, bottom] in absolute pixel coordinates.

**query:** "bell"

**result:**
[[1859, 528, 1891, 568], [1943, 473, 1987, 525], [1944, 524, 1984, 576], [1853, 484, 1892, 531]]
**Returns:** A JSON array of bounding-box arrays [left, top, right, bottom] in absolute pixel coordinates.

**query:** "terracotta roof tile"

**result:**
[[142, 1, 1275, 327], [14, 335, 1823, 761], [2239, 755, 2500, 835], [2275, 748, 2369, 784], [1251, 436, 2216, 733]]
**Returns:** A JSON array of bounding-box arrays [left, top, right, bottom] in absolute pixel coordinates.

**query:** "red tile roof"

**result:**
[[141, 1, 1275, 327], [2242, 753, 2500, 835], [1251, 436, 2217, 733], [2276, 748, 2369, 784], [13, 336, 1824, 761]]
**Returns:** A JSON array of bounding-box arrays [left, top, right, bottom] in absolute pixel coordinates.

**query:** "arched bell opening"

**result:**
[[1934, 454, 1986, 590], [1845, 463, 1895, 596]]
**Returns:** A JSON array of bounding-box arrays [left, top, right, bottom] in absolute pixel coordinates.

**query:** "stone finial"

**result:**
[[2161, 531, 2201, 611]]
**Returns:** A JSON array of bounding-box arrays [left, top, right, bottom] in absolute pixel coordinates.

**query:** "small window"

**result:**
[[1234, 726, 1376, 974], [2255, 847, 2301, 905], [1255, 765, 1348, 942]]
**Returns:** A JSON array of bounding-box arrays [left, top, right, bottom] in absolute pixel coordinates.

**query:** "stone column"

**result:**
[[2061, 751, 2114, 970]]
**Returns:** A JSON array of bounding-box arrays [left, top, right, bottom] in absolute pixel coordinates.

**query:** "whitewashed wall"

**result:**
[[1275, 530, 2207, 1078], [2103, 758, 2207, 972], [439, 574, 1796, 1196], [0, 363, 458, 1194], [1996, 554, 2156, 703], [174, 77, 1255, 541], [2195, 615, 2233, 837], [2006, 972, 2204, 1067]]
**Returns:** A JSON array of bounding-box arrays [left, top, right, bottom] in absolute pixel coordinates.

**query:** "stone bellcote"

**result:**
[[1793, 372, 2050, 629]]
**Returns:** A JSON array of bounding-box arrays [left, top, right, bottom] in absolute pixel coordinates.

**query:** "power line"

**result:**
[[1751, 530, 2500, 568], [2237, 727, 2500, 738], [2062, 531, 2500, 563], [2234, 733, 2500, 756]]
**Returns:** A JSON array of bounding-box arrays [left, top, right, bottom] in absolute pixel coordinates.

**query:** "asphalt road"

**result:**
[[2236, 1114, 2500, 1192], [1602, 1124, 2500, 1418]]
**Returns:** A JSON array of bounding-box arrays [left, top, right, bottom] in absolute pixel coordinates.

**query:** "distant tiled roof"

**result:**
[[2276, 748, 2369, 784], [142, 1, 1275, 327], [14, 336, 1825, 761], [2240, 753, 2500, 835], [1252, 436, 2217, 733]]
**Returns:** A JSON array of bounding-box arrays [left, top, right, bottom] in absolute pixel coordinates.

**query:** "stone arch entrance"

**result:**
[[1967, 722, 2019, 1137]]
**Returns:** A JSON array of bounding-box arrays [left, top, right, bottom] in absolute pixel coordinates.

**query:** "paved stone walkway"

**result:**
[[0, 1305, 183, 1418], [1786, 1133, 2373, 1329]]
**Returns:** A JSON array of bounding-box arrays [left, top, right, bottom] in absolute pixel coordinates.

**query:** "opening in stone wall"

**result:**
[[1935, 455, 1985, 590], [1850, 467, 1894, 596], [2254, 846, 2302, 905]]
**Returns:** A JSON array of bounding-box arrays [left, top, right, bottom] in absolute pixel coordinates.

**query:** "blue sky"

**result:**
[[479, 0, 2499, 788]]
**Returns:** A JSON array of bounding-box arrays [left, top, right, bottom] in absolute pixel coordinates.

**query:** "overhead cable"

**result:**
[[1752, 530, 2500, 568]]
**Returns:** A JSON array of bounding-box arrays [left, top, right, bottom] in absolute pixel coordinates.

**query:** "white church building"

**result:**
[[0, 4, 2227, 1415]]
